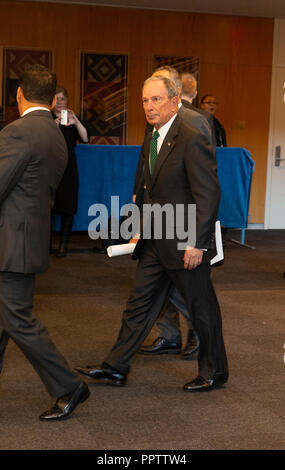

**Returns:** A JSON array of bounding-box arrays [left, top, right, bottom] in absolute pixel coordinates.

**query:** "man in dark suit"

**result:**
[[181, 73, 216, 149], [0, 64, 89, 420], [138, 68, 216, 359], [133, 66, 212, 208], [77, 76, 228, 391]]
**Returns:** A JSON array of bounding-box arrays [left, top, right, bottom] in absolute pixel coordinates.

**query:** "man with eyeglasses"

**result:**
[[201, 94, 227, 147]]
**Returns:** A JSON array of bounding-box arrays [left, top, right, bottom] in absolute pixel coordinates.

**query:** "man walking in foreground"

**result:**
[[77, 75, 228, 391], [0, 64, 89, 421]]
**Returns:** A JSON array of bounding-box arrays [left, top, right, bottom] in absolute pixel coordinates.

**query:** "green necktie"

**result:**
[[150, 130, 160, 176]]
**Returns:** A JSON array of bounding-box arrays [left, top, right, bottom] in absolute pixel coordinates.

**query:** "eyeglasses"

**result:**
[[203, 101, 217, 105]]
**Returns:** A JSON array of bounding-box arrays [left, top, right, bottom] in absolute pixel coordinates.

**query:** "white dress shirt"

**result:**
[[153, 113, 177, 155], [21, 107, 50, 117]]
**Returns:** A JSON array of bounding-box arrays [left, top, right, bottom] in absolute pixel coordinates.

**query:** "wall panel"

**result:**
[[0, 0, 274, 222]]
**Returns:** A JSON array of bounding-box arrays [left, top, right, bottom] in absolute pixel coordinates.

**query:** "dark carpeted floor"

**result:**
[[0, 230, 284, 450]]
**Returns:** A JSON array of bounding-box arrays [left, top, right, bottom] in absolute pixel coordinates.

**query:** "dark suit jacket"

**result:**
[[181, 99, 216, 149], [133, 114, 220, 269], [178, 103, 211, 143], [133, 103, 213, 206], [0, 109, 68, 273]]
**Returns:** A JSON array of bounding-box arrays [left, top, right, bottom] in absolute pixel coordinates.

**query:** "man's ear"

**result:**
[[51, 95, 57, 110], [171, 95, 179, 108], [16, 87, 22, 104]]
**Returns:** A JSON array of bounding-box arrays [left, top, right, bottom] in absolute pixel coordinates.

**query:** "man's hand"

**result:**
[[184, 247, 203, 270], [129, 234, 140, 244]]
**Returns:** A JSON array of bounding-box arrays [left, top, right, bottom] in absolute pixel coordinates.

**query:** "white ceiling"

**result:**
[[24, 0, 285, 18]]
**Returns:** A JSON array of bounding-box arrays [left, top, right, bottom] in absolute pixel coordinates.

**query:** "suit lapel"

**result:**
[[150, 115, 180, 188]]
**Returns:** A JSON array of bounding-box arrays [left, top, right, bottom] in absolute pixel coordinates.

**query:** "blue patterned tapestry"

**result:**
[[80, 53, 128, 145]]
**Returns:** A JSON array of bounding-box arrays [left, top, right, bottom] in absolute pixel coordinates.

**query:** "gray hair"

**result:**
[[143, 75, 178, 99], [154, 65, 182, 89], [181, 73, 197, 100]]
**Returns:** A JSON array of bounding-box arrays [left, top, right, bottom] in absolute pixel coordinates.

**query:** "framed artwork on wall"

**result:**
[[151, 55, 199, 106], [80, 52, 128, 145], [1, 47, 53, 125]]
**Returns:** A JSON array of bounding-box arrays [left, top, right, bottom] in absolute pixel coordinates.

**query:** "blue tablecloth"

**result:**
[[53, 145, 254, 232], [216, 147, 254, 228], [53, 144, 140, 231]]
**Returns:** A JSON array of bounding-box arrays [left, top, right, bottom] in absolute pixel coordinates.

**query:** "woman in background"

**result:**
[[200, 94, 227, 147], [52, 86, 88, 257]]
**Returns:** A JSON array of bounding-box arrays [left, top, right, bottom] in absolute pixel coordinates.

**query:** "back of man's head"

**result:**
[[153, 65, 182, 90], [181, 73, 197, 101], [19, 64, 57, 106]]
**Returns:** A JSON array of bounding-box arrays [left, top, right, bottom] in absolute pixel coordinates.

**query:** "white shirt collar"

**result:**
[[21, 107, 50, 117], [154, 113, 177, 153]]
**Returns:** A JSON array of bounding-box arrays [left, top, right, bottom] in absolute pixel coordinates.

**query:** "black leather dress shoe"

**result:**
[[182, 330, 199, 359], [39, 382, 90, 421], [76, 366, 126, 386], [183, 374, 228, 392], [138, 337, 181, 355]]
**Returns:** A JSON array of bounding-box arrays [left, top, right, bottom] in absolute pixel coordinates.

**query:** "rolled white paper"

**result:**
[[107, 221, 224, 263], [210, 221, 224, 265], [107, 243, 136, 257]]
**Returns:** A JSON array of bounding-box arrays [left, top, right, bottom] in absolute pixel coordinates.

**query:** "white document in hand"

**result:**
[[210, 221, 224, 266], [107, 221, 224, 264], [107, 243, 136, 257]]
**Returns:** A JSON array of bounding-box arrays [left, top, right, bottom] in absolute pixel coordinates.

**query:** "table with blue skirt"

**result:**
[[52, 145, 254, 244]]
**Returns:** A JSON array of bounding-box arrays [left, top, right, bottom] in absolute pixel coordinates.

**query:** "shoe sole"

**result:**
[[183, 382, 226, 392], [88, 378, 126, 387], [183, 385, 215, 392], [138, 349, 181, 355]]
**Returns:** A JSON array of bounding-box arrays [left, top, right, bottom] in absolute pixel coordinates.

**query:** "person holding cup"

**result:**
[[51, 86, 88, 257]]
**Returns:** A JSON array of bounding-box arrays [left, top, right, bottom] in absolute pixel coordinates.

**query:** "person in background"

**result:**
[[51, 86, 88, 257], [181, 74, 216, 149], [200, 94, 227, 147]]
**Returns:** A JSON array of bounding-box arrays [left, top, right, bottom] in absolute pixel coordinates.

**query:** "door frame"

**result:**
[[265, 18, 285, 229]]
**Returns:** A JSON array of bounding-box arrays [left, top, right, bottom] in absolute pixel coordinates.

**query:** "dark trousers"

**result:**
[[104, 241, 228, 380], [0, 272, 81, 398], [157, 287, 193, 342]]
